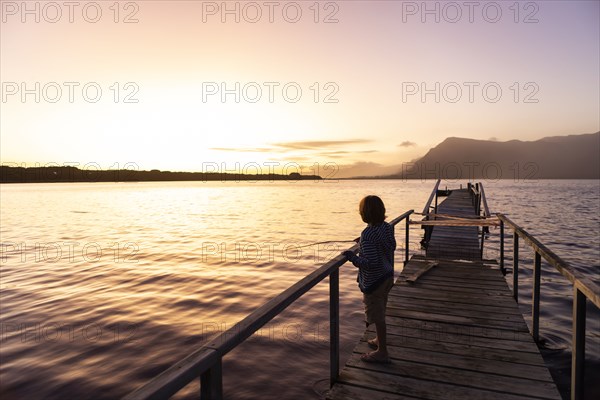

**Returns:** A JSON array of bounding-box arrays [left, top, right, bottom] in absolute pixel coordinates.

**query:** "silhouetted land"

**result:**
[[0, 166, 321, 183], [390, 132, 600, 180]]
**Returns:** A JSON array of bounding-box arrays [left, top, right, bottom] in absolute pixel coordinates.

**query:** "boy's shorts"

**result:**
[[363, 277, 394, 325]]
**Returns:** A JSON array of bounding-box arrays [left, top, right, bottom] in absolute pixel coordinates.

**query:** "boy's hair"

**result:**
[[359, 195, 386, 224]]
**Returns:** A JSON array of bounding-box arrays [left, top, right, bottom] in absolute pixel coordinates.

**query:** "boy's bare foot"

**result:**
[[367, 338, 378, 349], [360, 350, 390, 363]]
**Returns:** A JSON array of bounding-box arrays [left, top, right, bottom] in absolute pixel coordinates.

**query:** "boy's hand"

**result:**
[[343, 250, 356, 261]]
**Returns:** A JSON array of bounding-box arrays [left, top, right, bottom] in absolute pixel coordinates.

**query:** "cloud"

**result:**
[[272, 139, 371, 150], [397, 141, 416, 148], [210, 140, 373, 154], [210, 147, 273, 153], [317, 150, 377, 156]]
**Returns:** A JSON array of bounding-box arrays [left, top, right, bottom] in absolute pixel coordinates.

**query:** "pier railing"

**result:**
[[474, 183, 492, 261], [497, 213, 599, 400], [124, 210, 415, 400], [420, 179, 441, 246], [422, 178, 441, 216]]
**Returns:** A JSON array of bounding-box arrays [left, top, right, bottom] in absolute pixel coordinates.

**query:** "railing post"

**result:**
[[500, 221, 505, 274], [532, 251, 541, 342], [330, 269, 339, 387], [513, 232, 519, 302], [405, 215, 410, 265], [200, 359, 223, 400], [480, 228, 485, 259], [571, 288, 586, 400]]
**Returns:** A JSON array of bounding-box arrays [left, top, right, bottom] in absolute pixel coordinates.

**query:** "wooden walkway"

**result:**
[[327, 189, 561, 400], [425, 188, 481, 261]]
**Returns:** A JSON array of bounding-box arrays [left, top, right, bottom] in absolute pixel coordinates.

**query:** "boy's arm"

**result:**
[[345, 237, 377, 269]]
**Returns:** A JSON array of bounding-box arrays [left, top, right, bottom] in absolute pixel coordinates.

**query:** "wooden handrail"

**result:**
[[479, 183, 491, 217], [125, 210, 415, 400], [497, 213, 598, 400], [497, 214, 599, 307], [422, 179, 441, 215]]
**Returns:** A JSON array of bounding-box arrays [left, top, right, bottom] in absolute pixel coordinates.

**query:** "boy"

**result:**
[[344, 195, 395, 363]]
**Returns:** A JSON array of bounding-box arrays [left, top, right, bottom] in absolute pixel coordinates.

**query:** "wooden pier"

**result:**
[[327, 183, 563, 399], [125, 181, 598, 400]]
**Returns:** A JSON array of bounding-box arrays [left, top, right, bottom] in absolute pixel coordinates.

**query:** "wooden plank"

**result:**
[[408, 254, 497, 266], [335, 367, 552, 400], [394, 281, 514, 297], [400, 261, 438, 283], [398, 266, 502, 280], [380, 316, 535, 345], [386, 300, 526, 323], [384, 307, 530, 332], [413, 277, 509, 289], [389, 284, 516, 302], [386, 295, 523, 317], [388, 287, 520, 308], [380, 320, 531, 348], [430, 236, 477, 242], [398, 277, 509, 290], [426, 249, 481, 261], [428, 228, 481, 234], [364, 331, 546, 364], [399, 270, 505, 281], [396, 268, 509, 285], [327, 383, 415, 400], [343, 353, 560, 399], [353, 341, 554, 382], [388, 296, 523, 323], [401, 261, 497, 274]]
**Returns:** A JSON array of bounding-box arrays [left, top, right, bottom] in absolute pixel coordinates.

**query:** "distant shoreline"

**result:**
[[0, 166, 322, 183]]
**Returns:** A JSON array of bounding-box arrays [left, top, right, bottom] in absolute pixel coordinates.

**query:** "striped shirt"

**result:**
[[348, 222, 396, 293]]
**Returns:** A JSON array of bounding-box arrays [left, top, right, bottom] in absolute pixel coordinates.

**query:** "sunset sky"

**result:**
[[1, 1, 599, 176]]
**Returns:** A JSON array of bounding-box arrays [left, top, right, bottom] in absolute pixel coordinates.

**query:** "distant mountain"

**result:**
[[392, 132, 600, 180]]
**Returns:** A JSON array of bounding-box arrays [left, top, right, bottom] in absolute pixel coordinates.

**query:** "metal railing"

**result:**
[[497, 213, 599, 400], [124, 210, 415, 400]]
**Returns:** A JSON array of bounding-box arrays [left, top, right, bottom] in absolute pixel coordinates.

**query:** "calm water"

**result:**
[[1, 180, 598, 399]]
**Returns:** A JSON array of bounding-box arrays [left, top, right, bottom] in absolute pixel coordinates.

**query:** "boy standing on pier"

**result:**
[[344, 195, 396, 363]]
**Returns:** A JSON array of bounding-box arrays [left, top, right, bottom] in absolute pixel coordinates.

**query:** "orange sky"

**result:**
[[1, 1, 599, 176]]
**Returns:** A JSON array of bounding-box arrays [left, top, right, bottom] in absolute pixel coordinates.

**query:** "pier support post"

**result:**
[[330, 269, 340, 387], [500, 221, 505, 274], [513, 232, 519, 302], [200, 358, 223, 400], [571, 288, 586, 400], [480, 229, 485, 259], [532, 252, 541, 342], [405, 215, 410, 265]]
